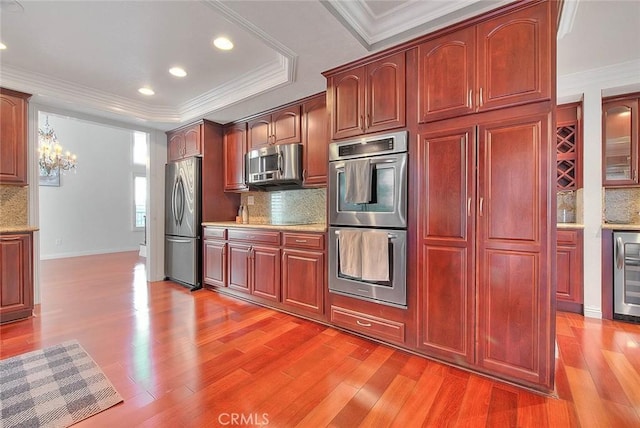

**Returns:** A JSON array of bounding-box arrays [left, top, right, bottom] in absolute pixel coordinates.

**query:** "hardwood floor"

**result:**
[[2, 251, 640, 427]]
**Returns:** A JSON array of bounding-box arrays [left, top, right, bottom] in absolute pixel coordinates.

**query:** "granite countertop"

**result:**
[[557, 223, 584, 229], [202, 221, 327, 233], [602, 223, 640, 231], [0, 225, 39, 233]]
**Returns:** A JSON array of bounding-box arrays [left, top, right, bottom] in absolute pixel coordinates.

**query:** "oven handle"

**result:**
[[616, 237, 624, 270], [334, 230, 397, 239], [334, 158, 397, 170]]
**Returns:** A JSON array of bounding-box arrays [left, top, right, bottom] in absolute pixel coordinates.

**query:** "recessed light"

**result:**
[[213, 37, 233, 51], [169, 67, 187, 77], [138, 87, 155, 96], [0, 42, 6, 50]]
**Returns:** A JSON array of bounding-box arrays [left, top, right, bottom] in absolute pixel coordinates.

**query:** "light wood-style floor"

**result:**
[[2, 251, 640, 427]]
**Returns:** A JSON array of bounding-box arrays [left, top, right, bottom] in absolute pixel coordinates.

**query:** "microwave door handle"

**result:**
[[616, 237, 625, 270], [278, 150, 284, 175]]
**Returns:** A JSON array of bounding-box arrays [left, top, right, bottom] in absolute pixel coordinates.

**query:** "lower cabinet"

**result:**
[[556, 228, 584, 313], [203, 227, 227, 289], [282, 232, 325, 316], [0, 232, 33, 324]]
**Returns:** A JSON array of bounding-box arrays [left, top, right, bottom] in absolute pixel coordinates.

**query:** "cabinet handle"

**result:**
[[356, 320, 372, 327], [468, 89, 473, 107], [635, 169, 638, 182], [295, 239, 307, 243], [467, 198, 472, 217], [479, 87, 484, 106], [303, 169, 307, 180], [479, 197, 484, 216], [366, 114, 370, 128], [359, 115, 364, 130]]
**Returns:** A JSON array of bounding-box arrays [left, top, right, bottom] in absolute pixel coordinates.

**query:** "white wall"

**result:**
[[38, 113, 143, 259]]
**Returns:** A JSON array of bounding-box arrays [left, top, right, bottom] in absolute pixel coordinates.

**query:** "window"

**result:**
[[134, 175, 146, 229], [132, 132, 148, 231]]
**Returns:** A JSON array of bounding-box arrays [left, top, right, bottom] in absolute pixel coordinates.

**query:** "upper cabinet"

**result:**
[[248, 105, 301, 150], [0, 88, 31, 185], [602, 93, 639, 187], [223, 123, 248, 192], [167, 122, 203, 161], [326, 51, 406, 140], [557, 102, 583, 190], [417, 1, 552, 123], [301, 93, 329, 187]]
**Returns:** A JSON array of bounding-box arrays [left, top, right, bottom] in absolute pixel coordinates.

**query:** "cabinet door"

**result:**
[[183, 124, 202, 157], [416, 122, 475, 364], [365, 51, 406, 133], [476, 108, 553, 388], [204, 240, 226, 288], [476, 1, 551, 111], [282, 249, 324, 315], [272, 105, 301, 146], [0, 91, 28, 185], [0, 234, 33, 323], [329, 67, 365, 139], [167, 131, 185, 162], [223, 124, 248, 191], [248, 114, 272, 150], [251, 245, 280, 302], [227, 243, 250, 293], [556, 229, 583, 312], [418, 27, 475, 123], [302, 94, 329, 187], [602, 97, 639, 186]]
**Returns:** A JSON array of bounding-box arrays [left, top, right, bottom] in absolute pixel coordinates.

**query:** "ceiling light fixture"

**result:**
[[138, 87, 155, 96], [169, 67, 187, 77], [0, 42, 6, 50], [38, 116, 77, 177], [213, 37, 233, 51]]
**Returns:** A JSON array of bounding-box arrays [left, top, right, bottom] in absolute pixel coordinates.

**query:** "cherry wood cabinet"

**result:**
[[602, 93, 640, 187], [417, 1, 552, 123], [0, 232, 33, 324], [227, 230, 281, 302], [301, 93, 329, 187], [281, 232, 325, 316], [0, 88, 30, 185], [167, 122, 202, 161], [556, 229, 584, 314], [557, 102, 582, 190], [326, 51, 406, 139], [416, 103, 555, 391], [248, 105, 301, 150], [223, 123, 248, 192], [203, 227, 227, 289]]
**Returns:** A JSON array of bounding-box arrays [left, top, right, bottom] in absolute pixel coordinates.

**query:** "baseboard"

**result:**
[[40, 247, 140, 260], [583, 306, 603, 319]]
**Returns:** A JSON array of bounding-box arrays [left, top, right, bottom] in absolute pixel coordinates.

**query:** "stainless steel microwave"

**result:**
[[245, 143, 303, 190]]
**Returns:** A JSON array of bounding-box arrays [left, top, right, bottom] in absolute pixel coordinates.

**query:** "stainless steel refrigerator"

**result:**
[[165, 157, 201, 289], [614, 231, 640, 320]]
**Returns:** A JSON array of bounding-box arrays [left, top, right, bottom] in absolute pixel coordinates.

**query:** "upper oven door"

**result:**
[[329, 152, 407, 228]]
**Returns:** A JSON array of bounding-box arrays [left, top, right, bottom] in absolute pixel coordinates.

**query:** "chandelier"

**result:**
[[38, 116, 77, 176]]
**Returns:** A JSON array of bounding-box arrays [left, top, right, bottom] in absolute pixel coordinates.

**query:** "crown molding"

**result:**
[[558, 59, 640, 99], [557, 0, 579, 40]]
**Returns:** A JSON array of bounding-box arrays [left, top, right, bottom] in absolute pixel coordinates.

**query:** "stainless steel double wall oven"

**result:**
[[328, 131, 408, 307]]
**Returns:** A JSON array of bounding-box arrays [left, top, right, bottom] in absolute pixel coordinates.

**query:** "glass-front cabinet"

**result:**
[[602, 94, 639, 187]]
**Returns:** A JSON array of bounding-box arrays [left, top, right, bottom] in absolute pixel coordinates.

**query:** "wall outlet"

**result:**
[[55, 238, 62, 246], [247, 196, 254, 206]]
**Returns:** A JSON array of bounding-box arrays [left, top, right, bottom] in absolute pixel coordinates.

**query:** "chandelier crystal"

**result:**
[[38, 116, 77, 176]]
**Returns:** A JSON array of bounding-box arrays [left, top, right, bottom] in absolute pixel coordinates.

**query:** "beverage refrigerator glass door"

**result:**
[[614, 231, 640, 320], [328, 131, 408, 228]]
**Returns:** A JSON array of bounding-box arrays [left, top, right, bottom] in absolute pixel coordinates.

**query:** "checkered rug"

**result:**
[[0, 340, 123, 427]]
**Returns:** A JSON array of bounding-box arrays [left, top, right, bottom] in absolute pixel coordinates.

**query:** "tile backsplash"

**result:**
[[604, 187, 640, 224], [240, 188, 326, 225], [0, 185, 28, 227]]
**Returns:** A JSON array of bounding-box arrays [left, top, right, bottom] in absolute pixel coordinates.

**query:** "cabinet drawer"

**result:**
[[330, 306, 405, 344], [204, 227, 226, 240], [282, 232, 324, 250], [557, 229, 579, 245], [227, 229, 280, 245]]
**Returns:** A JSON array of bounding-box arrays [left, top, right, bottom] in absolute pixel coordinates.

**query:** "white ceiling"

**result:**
[[1, 0, 638, 131]]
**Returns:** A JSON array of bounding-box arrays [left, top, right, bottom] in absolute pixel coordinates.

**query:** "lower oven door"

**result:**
[[328, 226, 406, 308]]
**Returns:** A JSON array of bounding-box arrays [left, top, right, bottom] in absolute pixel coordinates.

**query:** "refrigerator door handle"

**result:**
[[616, 237, 625, 270], [167, 237, 191, 244], [172, 177, 180, 225], [178, 176, 186, 226]]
